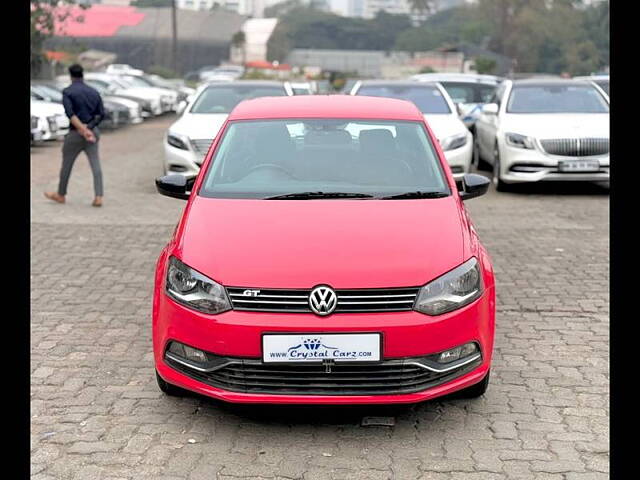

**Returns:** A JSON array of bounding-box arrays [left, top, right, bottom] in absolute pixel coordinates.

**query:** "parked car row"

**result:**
[[162, 72, 609, 191], [31, 64, 196, 146]]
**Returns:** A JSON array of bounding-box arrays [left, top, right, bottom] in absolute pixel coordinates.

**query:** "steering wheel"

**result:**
[[246, 163, 295, 178]]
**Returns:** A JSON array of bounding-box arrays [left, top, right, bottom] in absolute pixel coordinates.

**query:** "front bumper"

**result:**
[[163, 142, 202, 176], [443, 137, 473, 180], [499, 143, 610, 184], [153, 283, 495, 404]]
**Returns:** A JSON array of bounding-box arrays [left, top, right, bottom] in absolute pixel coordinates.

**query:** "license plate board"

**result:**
[[262, 333, 381, 363], [558, 160, 600, 172]]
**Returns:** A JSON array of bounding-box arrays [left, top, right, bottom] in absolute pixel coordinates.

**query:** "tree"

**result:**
[[473, 56, 496, 74], [31, 1, 88, 77], [407, 0, 436, 19]]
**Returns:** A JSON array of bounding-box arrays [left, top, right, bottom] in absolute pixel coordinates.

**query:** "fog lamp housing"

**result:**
[[168, 341, 208, 364], [436, 342, 479, 364]]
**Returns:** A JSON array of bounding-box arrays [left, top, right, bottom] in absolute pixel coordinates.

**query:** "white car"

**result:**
[[574, 74, 609, 98], [115, 74, 180, 112], [350, 80, 473, 179], [164, 81, 293, 176], [473, 79, 610, 190], [30, 100, 69, 141], [289, 82, 313, 95], [105, 63, 144, 76], [84, 73, 165, 116], [411, 73, 502, 130]]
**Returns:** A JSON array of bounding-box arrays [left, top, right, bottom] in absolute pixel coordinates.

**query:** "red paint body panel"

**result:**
[[152, 96, 496, 404]]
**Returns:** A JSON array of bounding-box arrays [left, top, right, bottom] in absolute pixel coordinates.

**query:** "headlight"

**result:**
[[413, 258, 483, 315], [440, 132, 468, 151], [505, 132, 535, 149], [167, 132, 190, 150], [165, 256, 231, 314]]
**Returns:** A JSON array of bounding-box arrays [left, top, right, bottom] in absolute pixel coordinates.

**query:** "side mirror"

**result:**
[[155, 174, 196, 200], [176, 100, 187, 116], [482, 103, 498, 115], [458, 173, 490, 201]]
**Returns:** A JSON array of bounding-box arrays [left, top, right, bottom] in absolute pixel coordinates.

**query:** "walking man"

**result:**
[[45, 64, 105, 207]]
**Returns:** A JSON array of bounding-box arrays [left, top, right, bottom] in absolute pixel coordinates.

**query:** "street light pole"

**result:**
[[171, 0, 178, 74]]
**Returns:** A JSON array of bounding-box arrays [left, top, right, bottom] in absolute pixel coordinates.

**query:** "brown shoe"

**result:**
[[44, 192, 65, 204], [92, 196, 103, 207]]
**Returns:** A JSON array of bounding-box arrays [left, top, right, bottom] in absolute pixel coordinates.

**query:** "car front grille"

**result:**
[[191, 138, 213, 163], [46, 116, 58, 132], [165, 354, 482, 395], [540, 138, 609, 157], [226, 286, 420, 313]]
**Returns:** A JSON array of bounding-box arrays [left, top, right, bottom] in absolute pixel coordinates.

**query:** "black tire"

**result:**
[[458, 370, 490, 398], [472, 136, 489, 171], [156, 370, 186, 397], [492, 145, 512, 192]]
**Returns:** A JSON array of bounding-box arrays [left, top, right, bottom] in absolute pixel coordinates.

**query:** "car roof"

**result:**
[[228, 95, 424, 121], [510, 78, 596, 87], [412, 73, 502, 84], [203, 80, 285, 87], [358, 80, 439, 87]]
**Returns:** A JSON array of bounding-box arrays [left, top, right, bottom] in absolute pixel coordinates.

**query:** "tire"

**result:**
[[492, 145, 512, 192], [457, 370, 490, 398], [472, 136, 488, 171], [156, 370, 186, 397]]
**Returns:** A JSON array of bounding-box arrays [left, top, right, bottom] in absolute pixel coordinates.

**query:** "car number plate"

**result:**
[[558, 160, 600, 172], [262, 333, 381, 363]]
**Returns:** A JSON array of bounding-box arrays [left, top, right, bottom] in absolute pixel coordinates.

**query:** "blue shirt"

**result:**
[[62, 80, 105, 130]]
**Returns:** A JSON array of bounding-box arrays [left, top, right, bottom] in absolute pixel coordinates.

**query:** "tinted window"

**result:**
[[507, 85, 609, 113], [594, 80, 609, 95], [200, 119, 448, 199], [190, 85, 286, 114], [356, 85, 451, 114]]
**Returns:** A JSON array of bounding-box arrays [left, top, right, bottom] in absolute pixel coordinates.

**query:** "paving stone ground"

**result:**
[[31, 115, 609, 479]]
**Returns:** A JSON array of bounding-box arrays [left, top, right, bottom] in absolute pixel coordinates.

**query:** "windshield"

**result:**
[[440, 82, 497, 104], [356, 85, 451, 114], [507, 85, 609, 113], [121, 75, 155, 88], [199, 119, 449, 199], [594, 80, 609, 95], [190, 85, 287, 114], [32, 85, 63, 102]]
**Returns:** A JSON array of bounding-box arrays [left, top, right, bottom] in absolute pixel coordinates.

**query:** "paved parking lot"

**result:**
[[31, 116, 609, 480]]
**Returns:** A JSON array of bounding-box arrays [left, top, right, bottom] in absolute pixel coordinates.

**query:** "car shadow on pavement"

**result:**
[[180, 390, 473, 427], [501, 181, 609, 196]]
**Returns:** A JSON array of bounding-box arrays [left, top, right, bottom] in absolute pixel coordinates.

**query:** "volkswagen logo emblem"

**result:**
[[308, 285, 338, 316]]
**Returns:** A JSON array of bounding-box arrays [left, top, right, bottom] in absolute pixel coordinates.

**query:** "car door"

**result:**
[[477, 83, 506, 164]]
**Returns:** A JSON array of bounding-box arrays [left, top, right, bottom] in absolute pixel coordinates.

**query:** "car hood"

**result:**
[[114, 87, 161, 100], [501, 113, 609, 139], [423, 114, 468, 142], [168, 113, 228, 139], [177, 197, 465, 289], [30, 101, 65, 116]]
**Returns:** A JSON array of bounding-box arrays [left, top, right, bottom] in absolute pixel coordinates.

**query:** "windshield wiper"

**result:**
[[263, 191, 375, 200], [379, 191, 450, 200]]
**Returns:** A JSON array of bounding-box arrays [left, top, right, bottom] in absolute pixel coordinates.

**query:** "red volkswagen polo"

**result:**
[[153, 95, 496, 404]]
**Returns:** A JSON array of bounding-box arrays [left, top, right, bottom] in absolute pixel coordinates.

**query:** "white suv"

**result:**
[[473, 79, 609, 190]]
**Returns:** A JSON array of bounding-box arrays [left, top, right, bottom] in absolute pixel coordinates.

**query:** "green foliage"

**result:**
[[473, 56, 496, 74], [394, 6, 490, 52], [267, 6, 413, 61], [31, 1, 87, 76], [419, 66, 436, 73]]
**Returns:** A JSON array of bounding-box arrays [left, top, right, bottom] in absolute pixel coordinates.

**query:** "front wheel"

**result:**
[[492, 146, 511, 192], [156, 370, 187, 397], [457, 370, 490, 398]]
